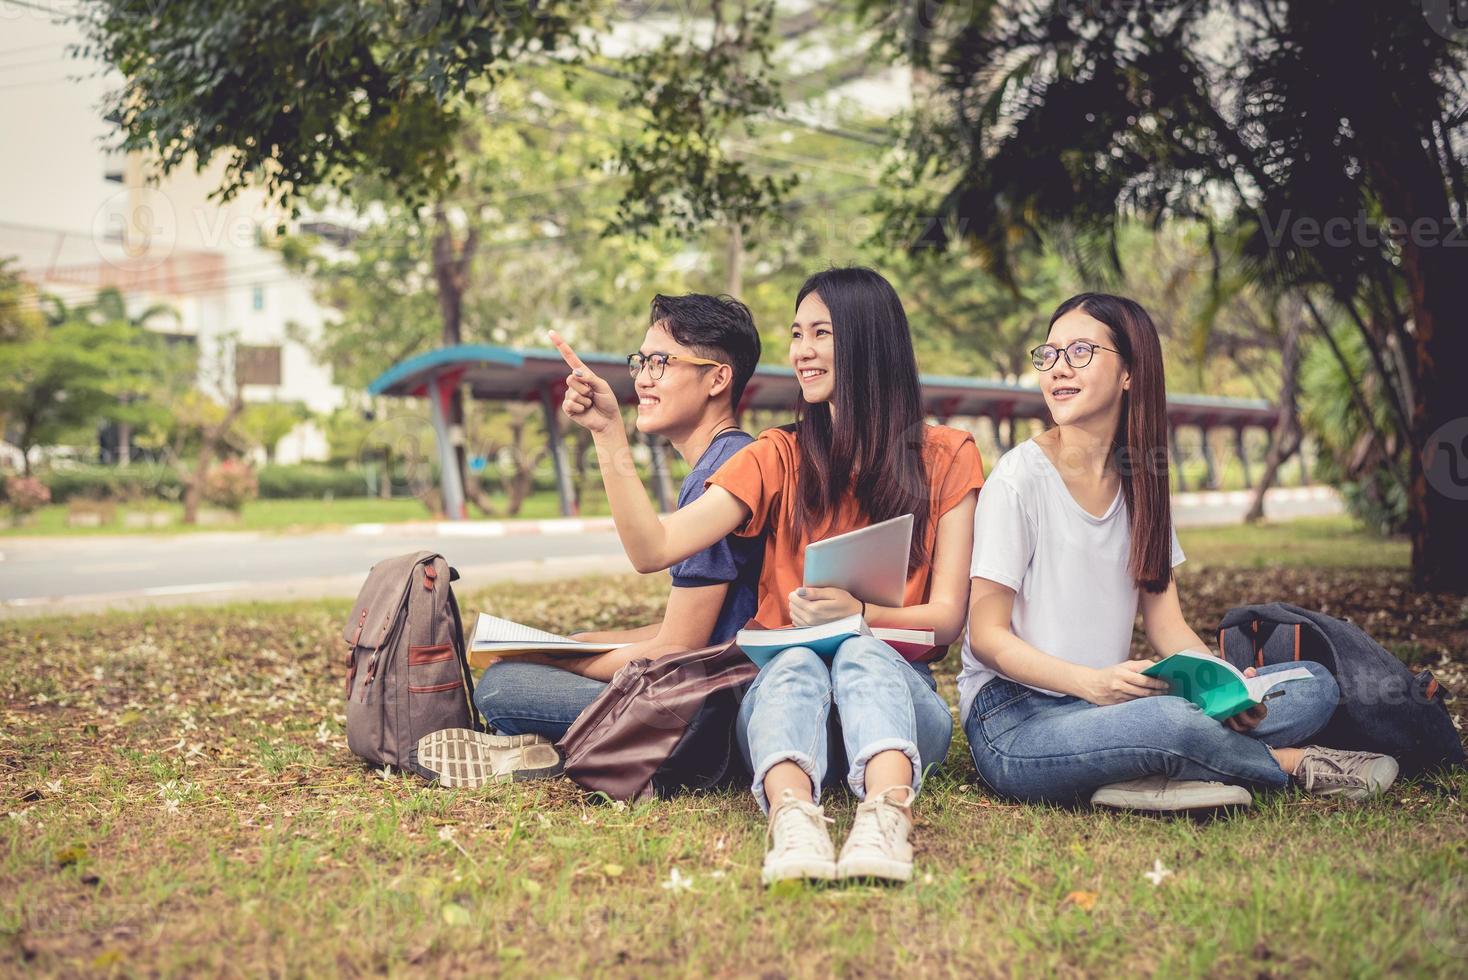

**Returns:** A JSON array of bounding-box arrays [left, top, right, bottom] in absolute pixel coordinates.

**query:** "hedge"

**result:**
[[38, 463, 374, 502]]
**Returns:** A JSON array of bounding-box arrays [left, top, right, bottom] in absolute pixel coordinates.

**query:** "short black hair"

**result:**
[[648, 293, 761, 409]]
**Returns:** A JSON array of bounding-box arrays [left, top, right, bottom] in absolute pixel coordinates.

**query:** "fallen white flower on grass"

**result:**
[[44, 779, 63, 795], [315, 721, 333, 744], [377, 765, 395, 781], [437, 826, 456, 842], [660, 868, 694, 892], [1144, 859, 1173, 886], [162, 798, 181, 816]]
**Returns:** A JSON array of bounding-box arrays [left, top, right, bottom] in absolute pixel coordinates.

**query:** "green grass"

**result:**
[[2, 521, 1464, 976], [1179, 516, 1411, 569], [0, 490, 624, 538]]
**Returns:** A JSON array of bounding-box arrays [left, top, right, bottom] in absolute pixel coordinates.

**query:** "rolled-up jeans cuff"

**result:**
[[750, 750, 821, 815], [846, 737, 922, 802]]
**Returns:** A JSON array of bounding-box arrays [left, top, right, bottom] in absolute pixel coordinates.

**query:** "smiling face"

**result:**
[[632, 322, 726, 436], [1040, 309, 1130, 427], [790, 291, 836, 403]]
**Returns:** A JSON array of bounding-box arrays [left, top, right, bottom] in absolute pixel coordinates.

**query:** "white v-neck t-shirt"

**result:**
[[957, 438, 1184, 722]]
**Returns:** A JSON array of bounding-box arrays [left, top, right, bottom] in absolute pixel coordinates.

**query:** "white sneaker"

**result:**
[[411, 729, 562, 787], [1091, 775, 1252, 813], [836, 786, 915, 883], [1291, 746, 1399, 801], [762, 788, 836, 885]]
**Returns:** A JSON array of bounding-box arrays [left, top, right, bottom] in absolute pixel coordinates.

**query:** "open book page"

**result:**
[[471, 613, 571, 648], [1244, 666, 1314, 701]]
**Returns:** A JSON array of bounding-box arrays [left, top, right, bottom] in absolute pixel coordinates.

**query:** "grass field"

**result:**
[[3, 518, 1465, 976]]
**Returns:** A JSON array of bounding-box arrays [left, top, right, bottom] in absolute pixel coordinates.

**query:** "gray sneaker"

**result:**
[[1091, 775, 1252, 813], [411, 729, 563, 787], [1291, 746, 1398, 801]]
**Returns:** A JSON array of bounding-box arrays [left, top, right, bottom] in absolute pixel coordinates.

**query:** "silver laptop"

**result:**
[[802, 514, 913, 608]]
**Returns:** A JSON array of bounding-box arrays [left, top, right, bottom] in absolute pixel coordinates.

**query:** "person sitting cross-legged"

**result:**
[[414, 294, 764, 787]]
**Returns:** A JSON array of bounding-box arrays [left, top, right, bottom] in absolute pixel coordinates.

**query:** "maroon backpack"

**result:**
[[342, 551, 480, 778]]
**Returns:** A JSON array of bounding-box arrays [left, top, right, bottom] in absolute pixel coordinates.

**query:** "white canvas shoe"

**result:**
[[836, 786, 915, 883], [411, 729, 562, 787], [1091, 775, 1252, 813], [762, 788, 837, 885]]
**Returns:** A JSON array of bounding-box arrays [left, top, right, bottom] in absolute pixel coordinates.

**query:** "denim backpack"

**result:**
[[1217, 602, 1463, 777]]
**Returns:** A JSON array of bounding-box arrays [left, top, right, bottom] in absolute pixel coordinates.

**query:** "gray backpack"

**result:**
[[342, 551, 481, 777]]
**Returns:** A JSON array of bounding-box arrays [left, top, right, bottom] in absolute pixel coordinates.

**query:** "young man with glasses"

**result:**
[[414, 294, 764, 786]]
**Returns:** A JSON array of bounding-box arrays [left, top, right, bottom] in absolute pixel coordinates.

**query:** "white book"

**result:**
[[468, 612, 625, 669]]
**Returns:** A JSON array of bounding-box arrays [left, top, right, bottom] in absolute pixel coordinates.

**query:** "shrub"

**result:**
[[202, 459, 259, 511], [3, 475, 52, 514], [40, 464, 183, 503], [256, 464, 371, 499]]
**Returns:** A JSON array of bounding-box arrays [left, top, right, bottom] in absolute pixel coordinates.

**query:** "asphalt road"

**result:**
[[0, 527, 635, 616], [0, 486, 1339, 617]]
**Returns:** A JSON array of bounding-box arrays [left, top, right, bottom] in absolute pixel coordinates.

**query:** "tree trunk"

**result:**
[[182, 393, 246, 525], [430, 205, 496, 517], [726, 223, 744, 296], [1245, 316, 1304, 524], [1361, 130, 1468, 592]]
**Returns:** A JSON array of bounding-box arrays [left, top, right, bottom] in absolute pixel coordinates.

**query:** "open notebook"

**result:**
[[468, 613, 626, 669]]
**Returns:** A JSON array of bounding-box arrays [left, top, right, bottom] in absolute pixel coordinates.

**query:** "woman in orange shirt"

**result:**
[[551, 267, 983, 885]]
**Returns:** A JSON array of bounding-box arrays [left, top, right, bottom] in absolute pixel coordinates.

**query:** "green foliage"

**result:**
[[39, 464, 183, 504], [0, 294, 180, 471], [1300, 325, 1408, 533], [238, 402, 309, 463], [609, 0, 794, 237], [77, 0, 591, 208], [256, 464, 371, 500]]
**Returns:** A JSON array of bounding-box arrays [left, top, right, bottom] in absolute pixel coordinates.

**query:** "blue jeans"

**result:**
[[736, 635, 954, 813], [473, 660, 607, 741], [964, 661, 1340, 804]]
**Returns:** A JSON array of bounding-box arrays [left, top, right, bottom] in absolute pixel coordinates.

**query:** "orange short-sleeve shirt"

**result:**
[[706, 424, 985, 630]]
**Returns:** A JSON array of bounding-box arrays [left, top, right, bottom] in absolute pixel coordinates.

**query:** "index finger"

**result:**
[[548, 330, 590, 374]]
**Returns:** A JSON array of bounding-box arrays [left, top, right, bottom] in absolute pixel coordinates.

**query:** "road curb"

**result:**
[[348, 516, 621, 538]]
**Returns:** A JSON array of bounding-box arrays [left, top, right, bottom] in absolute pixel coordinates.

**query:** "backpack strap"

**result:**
[[447, 582, 485, 733]]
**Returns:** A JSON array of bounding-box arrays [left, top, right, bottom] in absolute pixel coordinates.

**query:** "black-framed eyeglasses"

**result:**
[[626, 351, 726, 381], [1029, 340, 1123, 372]]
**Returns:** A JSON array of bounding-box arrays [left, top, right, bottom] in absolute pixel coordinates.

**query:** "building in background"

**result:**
[[0, 8, 343, 465]]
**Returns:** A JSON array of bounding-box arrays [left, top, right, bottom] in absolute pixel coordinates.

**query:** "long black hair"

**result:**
[[793, 267, 931, 571], [1047, 292, 1173, 593]]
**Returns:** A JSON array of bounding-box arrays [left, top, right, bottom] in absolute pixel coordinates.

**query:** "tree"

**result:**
[[877, 0, 1468, 591], [78, 0, 590, 208], [239, 401, 308, 464], [0, 294, 171, 474]]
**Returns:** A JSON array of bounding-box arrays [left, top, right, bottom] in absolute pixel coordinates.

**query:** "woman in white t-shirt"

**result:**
[[960, 293, 1399, 810]]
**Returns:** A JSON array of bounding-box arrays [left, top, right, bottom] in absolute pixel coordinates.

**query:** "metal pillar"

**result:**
[[1170, 425, 1188, 493], [1200, 425, 1218, 489], [428, 373, 466, 520], [1235, 427, 1253, 489], [541, 387, 578, 517]]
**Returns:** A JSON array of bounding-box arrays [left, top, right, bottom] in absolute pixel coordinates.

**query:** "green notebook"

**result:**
[[1141, 650, 1314, 720]]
